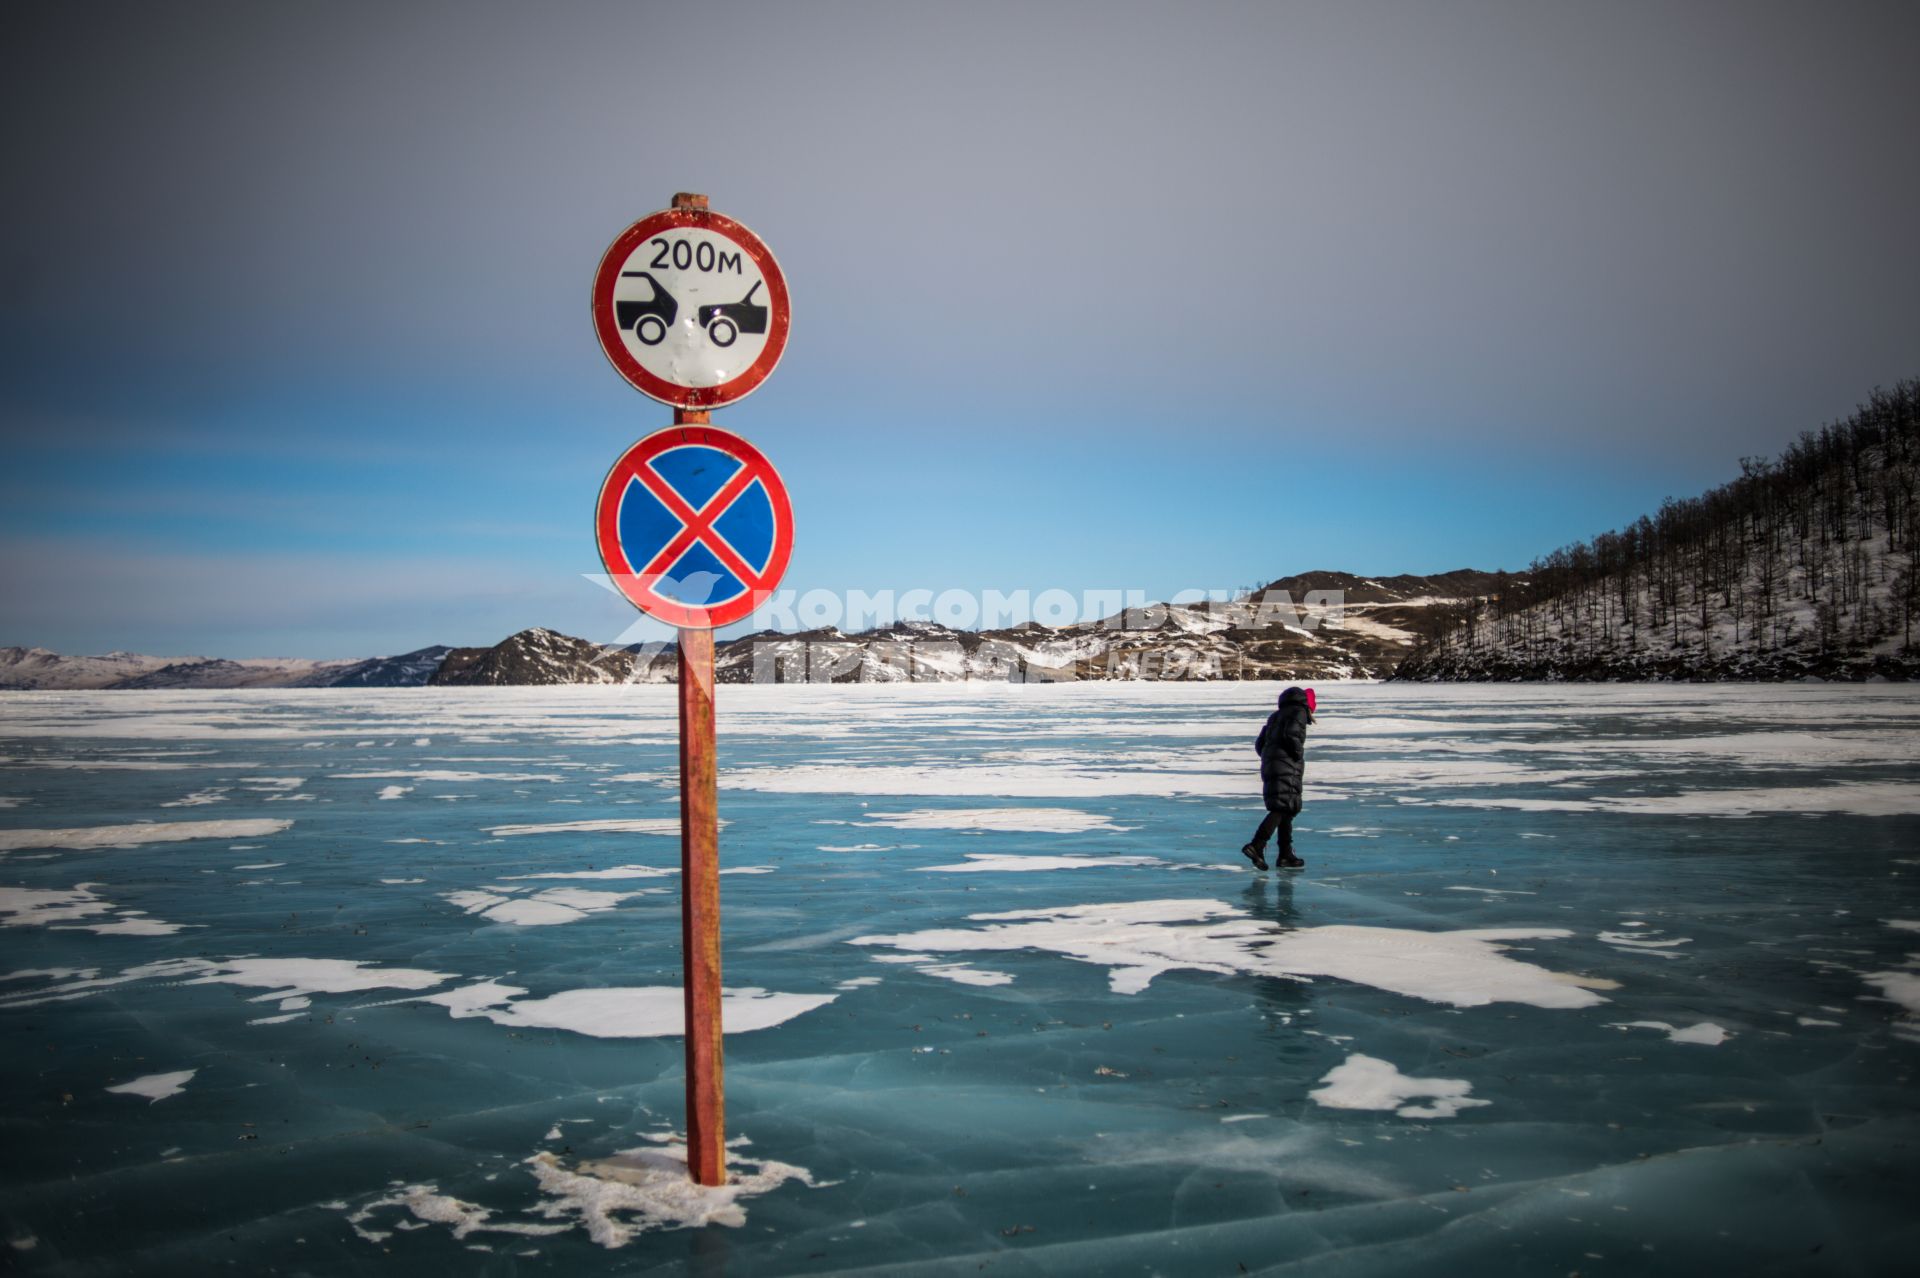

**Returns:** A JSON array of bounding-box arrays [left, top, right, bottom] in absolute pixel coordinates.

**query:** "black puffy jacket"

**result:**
[[1255, 688, 1312, 814]]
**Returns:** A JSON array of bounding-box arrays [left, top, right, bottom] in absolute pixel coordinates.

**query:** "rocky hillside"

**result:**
[[430, 629, 659, 685], [329, 647, 455, 687], [429, 578, 1486, 686]]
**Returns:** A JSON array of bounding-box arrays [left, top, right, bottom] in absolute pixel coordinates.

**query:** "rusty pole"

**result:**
[[676, 609, 724, 1186], [674, 406, 725, 1186]]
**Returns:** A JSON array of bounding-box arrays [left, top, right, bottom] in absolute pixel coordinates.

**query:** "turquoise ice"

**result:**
[[1, 683, 1917, 1273]]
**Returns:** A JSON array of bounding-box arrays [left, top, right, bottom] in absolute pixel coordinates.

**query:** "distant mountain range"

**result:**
[[0, 571, 1496, 688], [0, 646, 454, 690]]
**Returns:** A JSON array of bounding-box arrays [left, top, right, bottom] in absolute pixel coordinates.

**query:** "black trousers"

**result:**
[[1251, 808, 1293, 853]]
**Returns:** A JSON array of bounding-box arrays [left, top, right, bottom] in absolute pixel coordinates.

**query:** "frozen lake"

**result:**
[[2, 682, 1918, 1275]]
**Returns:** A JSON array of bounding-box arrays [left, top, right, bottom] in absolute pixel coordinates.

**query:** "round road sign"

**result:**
[[592, 209, 791, 409], [594, 425, 795, 629]]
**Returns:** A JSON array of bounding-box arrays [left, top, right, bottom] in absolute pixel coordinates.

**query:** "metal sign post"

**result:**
[[590, 193, 795, 1187]]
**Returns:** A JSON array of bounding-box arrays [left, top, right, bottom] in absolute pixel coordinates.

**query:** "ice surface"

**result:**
[[2, 682, 1918, 1273], [441, 886, 655, 926]]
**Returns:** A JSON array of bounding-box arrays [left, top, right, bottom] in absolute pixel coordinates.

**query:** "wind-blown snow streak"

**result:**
[[484, 819, 716, 838], [339, 770, 564, 783], [861, 807, 1133, 833], [916, 854, 1167, 873], [0, 955, 453, 1011], [724, 762, 1247, 799], [854, 899, 1615, 1006], [0, 819, 292, 852], [496, 865, 773, 881]]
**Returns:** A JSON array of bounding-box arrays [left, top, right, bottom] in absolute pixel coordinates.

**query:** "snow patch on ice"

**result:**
[[418, 982, 835, 1038], [853, 899, 1613, 1008], [1309, 1054, 1489, 1119], [524, 1135, 824, 1247], [1607, 1020, 1730, 1045], [723, 761, 1247, 799], [105, 1069, 197, 1103], [346, 1184, 569, 1245], [0, 883, 195, 936], [377, 785, 413, 800]]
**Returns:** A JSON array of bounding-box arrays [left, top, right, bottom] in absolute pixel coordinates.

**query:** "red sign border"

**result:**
[[591, 209, 791, 410], [594, 425, 795, 630]]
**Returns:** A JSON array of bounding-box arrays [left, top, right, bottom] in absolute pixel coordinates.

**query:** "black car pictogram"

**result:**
[[697, 281, 768, 348], [616, 271, 677, 346]]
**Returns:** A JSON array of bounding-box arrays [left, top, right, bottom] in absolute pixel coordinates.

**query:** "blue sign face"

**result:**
[[595, 427, 795, 630]]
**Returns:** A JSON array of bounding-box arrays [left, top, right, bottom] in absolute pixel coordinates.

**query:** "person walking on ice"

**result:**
[[1242, 685, 1314, 872]]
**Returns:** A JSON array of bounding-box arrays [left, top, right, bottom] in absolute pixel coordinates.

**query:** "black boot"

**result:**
[[1240, 842, 1269, 872], [1275, 847, 1305, 871]]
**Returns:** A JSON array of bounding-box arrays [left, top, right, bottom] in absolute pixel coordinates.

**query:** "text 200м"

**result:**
[[648, 238, 744, 274]]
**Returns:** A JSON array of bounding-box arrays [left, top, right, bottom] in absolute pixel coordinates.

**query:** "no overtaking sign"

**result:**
[[591, 208, 791, 409]]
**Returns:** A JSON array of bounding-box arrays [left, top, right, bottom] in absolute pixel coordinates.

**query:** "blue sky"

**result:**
[[3, 0, 1916, 657]]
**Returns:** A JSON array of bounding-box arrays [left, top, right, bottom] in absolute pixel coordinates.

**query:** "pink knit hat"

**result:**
[[1304, 688, 1317, 713]]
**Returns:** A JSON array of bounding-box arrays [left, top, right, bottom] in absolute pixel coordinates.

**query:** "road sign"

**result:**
[[592, 208, 791, 409], [591, 192, 791, 1189], [594, 423, 795, 630]]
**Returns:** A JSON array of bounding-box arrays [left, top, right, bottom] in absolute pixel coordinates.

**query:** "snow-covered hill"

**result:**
[[1398, 382, 1920, 682]]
